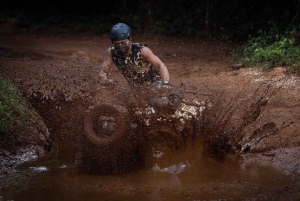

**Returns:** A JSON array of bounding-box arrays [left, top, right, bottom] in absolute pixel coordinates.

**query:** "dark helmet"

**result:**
[[110, 23, 131, 42]]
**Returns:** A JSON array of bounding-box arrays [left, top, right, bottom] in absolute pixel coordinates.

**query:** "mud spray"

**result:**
[[30, 80, 294, 174]]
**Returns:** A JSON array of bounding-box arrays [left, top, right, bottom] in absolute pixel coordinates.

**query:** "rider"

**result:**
[[99, 22, 170, 88]]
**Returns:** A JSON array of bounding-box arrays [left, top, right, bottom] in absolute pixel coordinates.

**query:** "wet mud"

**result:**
[[1, 144, 300, 201], [0, 32, 300, 200]]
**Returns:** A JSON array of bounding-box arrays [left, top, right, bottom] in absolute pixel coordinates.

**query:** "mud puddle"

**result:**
[[1, 143, 300, 201]]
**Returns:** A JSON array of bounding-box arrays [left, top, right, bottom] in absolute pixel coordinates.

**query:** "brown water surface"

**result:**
[[1, 142, 300, 201]]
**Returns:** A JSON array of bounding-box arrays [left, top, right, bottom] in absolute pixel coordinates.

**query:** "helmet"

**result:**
[[110, 23, 131, 42]]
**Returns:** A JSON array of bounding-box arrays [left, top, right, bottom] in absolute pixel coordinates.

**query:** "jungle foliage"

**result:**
[[234, 27, 300, 71], [0, 76, 31, 135], [1, 0, 299, 40]]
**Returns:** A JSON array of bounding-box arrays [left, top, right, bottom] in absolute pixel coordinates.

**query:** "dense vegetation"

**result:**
[[0, 76, 31, 135], [1, 0, 299, 39], [234, 28, 300, 72]]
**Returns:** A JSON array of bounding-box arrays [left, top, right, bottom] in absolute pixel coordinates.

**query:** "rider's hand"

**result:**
[[161, 80, 172, 92]]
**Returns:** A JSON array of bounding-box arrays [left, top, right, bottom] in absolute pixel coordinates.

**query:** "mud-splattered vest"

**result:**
[[111, 43, 161, 86]]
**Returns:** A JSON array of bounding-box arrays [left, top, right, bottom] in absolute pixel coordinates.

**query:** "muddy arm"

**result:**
[[141, 47, 170, 83], [99, 47, 114, 84]]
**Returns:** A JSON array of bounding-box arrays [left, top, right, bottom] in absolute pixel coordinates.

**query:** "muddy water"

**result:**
[[1, 141, 300, 201]]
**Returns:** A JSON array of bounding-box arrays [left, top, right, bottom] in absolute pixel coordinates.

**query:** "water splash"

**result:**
[[152, 161, 190, 175]]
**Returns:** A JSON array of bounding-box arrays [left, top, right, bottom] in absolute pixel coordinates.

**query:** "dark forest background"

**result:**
[[1, 0, 300, 40]]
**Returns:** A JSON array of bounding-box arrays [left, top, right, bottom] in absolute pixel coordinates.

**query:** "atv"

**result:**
[[80, 81, 209, 174]]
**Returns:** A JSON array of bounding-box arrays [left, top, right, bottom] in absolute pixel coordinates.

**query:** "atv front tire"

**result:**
[[84, 104, 127, 146]]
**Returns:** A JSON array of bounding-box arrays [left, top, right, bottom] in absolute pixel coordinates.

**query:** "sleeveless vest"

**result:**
[[111, 43, 161, 86]]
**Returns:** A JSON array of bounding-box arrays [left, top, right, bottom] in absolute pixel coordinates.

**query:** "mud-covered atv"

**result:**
[[84, 81, 208, 148], [80, 81, 208, 174]]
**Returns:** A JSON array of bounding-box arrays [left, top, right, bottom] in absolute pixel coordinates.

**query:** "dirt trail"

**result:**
[[0, 31, 300, 173]]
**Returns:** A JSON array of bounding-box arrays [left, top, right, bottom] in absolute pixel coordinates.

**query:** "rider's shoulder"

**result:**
[[140, 46, 152, 54], [133, 43, 148, 48]]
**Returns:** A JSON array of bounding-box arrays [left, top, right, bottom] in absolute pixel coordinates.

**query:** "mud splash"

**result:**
[[194, 84, 283, 159], [25, 80, 300, 176]]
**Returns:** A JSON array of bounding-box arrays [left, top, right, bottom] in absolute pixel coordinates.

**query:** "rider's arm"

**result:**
[[141, 47, 170, 84], [99, 48, 114, 84]]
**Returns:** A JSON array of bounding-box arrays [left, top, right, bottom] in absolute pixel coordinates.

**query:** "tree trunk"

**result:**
[[205, 0, 210, 34]]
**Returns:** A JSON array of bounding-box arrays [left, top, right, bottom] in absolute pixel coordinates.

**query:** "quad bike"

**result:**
[[84, 81, 208, 148], [80, 81, 209, 174]]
